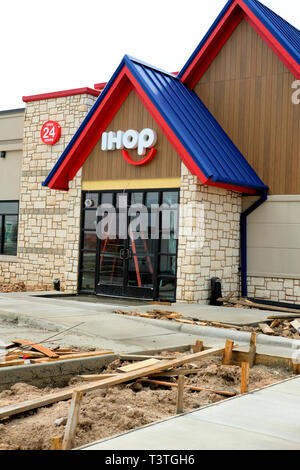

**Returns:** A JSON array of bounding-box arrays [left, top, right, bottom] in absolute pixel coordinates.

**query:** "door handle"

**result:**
[[120, 248, 131, 260]]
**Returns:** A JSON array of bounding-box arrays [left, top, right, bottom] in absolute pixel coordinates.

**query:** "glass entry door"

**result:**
[[79, 189, 179, 301]]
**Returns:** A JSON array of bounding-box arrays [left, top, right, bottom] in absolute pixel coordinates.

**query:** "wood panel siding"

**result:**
[[82, 91, 181, 184], [194, 19, 300, 195]]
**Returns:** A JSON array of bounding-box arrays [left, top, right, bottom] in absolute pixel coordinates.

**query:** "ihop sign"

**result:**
[[101, 128, 157, 156]]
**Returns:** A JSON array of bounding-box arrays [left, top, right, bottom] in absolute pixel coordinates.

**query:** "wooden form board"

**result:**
[[0, 347, 224, 420], [117, 358, 160, 373], [12, 340, 59, 358]]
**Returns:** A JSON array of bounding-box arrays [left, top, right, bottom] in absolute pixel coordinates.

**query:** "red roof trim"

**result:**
[[48, 69, 131, 190], [23, 87, 100, 103], [181, 0, 300, 88], [94, 82, 107, 90]]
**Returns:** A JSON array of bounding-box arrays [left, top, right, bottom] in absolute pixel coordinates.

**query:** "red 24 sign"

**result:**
[[41, 121, 61, 145]]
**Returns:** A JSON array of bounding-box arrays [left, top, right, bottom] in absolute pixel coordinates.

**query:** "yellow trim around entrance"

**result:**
[[82, 178, 181, 191]]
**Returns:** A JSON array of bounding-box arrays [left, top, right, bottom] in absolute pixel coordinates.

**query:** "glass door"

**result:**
[[79, 189, 179, 301]]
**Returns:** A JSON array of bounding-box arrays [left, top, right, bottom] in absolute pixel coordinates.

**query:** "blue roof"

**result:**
[[243, 0, 300, 65], [125, 56, 267, 191], [179, 0, 300, 80]]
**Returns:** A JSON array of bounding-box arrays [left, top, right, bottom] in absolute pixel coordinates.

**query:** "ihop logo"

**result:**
[[101, 128, 157, 156]]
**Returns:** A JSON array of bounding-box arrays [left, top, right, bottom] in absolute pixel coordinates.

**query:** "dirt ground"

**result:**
[[0, 354, 292, 450], [0, 282, 53, 294]]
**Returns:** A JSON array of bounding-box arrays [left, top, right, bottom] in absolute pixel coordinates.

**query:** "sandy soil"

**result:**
[[0, 355, 292, 450]]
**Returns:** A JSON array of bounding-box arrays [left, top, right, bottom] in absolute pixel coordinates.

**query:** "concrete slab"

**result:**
[[0, 293, 202, 353], [81, 377, 300, 450], [0, 292, 299, 358], [120, 302, 275, 325]]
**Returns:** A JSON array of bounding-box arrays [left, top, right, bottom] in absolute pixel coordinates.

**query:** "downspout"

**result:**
[[240, 189, 268, 297]]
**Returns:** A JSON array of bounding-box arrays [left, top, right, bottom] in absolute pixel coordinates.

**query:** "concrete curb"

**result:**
[[0, 311, 62, 333], [0, 353, 118, 391], [125, 314, 300, 350]]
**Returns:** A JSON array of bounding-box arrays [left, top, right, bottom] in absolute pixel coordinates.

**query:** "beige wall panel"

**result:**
[[247, 197, 300, 278], [0, 150, 21, 199], [247, 248, 300, 278], [194, 19, 300, 195], [0, 112, 24, 142], [82, 90, 181, 183]]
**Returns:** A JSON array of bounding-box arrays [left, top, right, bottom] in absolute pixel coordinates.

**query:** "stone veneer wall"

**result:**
[[247, 276, 300, 304], [176, 163, 242, 303], [0, 93, 97, 292]]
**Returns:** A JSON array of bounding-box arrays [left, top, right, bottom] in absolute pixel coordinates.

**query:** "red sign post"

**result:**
[[41, 121, 61, 145]]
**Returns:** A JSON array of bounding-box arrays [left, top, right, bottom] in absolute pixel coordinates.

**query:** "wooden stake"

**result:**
[[51, 436, 62, 450], [62, 391, 83, 450], [194, 340, 203, 353], [241, 362, 249, 394], [293, 363, 300, 375], [248, 332, 257, 367], [190, 340, 203, 353], [176, 375, 185, 414], [222, 339, 234, 365]]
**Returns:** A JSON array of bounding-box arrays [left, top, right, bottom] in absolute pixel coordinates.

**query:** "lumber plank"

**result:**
[[150, 368, 203, 377], [117, 358, 161, 373], [62, 391, 83, 450], [119, 354, 174, 361], [30, 350, 114, 363], [138, 313, 156, 319], [0, 390, 74, 420], [176, 376, 185, 414], [2, 355, 20, 362], [0, 347, 224, 420], [221, 298, 300, 315], [291, 320, 300, 332], [0, 360, 24, 368], [270, 319, 281, 328], [79, 374, 119, 381], [267, 314, 300, 320], [210, 321, 242, 330], [174, 318, 195, 325], [12, 340, 59, 358], [137, 379, 236, 397], [73, 347, 225, 395], [259, 323, 274, 334]]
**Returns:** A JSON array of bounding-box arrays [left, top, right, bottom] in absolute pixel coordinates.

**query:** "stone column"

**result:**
[[176, 163, 242, 303], [17, 93, 97, 292]]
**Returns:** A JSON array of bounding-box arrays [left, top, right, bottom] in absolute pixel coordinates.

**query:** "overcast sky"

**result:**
[[1, 0, 299, 111]]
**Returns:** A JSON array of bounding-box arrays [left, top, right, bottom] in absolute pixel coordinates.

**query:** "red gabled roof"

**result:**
[[179, 0, 300, 88]]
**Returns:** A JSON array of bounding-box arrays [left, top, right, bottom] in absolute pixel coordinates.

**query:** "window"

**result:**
[[0, 201, 19, 255]]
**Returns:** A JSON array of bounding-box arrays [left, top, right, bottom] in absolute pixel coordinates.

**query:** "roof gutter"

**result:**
[[240, 189, 268, 297]]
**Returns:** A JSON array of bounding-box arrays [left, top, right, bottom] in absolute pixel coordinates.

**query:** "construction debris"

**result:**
[[0, 346, 292, 450], [0, 340, 113, 368], [115, 302, 300, 339]]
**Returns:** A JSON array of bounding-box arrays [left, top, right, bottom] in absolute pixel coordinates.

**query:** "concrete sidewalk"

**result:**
[[0, 292, 298, 357], [81, 376, 300, 450]]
